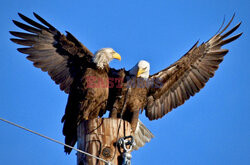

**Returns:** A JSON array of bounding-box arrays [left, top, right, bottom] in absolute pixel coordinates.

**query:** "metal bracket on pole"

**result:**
[[118, 136, 136, 165]]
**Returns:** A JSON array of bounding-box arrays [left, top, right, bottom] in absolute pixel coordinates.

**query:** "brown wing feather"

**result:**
[[146, 16, 242, 120], [10, 13, 94, 93]]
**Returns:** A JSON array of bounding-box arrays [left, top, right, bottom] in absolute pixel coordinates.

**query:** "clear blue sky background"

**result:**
[[0, 0, 249, 164]]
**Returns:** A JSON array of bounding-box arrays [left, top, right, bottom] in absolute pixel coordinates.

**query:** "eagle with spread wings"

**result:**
[[108, 15, 242, 132], [10, 13, 122, 154]]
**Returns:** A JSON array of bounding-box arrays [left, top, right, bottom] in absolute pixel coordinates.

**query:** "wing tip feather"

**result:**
[[17, 48, 29, 54]]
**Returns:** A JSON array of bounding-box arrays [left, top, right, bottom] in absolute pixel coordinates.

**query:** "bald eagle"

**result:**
[[10, 13, 121, 154], [109, 15, 242, 131]]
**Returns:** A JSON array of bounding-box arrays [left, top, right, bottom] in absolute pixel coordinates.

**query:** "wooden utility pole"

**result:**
[[77, 118, 133, 165]]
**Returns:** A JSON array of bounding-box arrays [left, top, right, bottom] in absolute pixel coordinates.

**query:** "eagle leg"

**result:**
[[130, 110, 140, 132], [109, 107, 118, 118]]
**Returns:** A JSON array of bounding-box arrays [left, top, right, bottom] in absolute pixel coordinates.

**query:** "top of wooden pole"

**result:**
[[77, 118, 133, 165]]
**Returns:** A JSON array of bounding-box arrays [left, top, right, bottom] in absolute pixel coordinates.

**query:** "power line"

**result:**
[[0, 117, 111, 165]]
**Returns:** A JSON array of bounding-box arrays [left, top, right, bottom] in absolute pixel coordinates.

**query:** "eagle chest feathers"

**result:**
[[80, 68, 109, 120], [126, 79, 148, 111], [68, 68, 109, 121], [111, 79, 147, 122]]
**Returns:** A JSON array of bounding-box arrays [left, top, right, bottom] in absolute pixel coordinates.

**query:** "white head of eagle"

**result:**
[[129, 60, 150, 78], [93, 48, 121, 69]]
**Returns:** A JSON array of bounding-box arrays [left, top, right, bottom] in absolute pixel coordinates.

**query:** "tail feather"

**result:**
[[133, 119, 154, 150], [62, 115, 77, 154], [64, 135, 77, 154]]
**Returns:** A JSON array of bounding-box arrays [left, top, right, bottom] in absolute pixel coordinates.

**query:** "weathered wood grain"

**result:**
[[77, 118, 132, 165]]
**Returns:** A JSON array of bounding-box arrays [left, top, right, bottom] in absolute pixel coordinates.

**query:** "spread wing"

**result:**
[[146, 15, 242, 120], [10, 13, 94, 93]]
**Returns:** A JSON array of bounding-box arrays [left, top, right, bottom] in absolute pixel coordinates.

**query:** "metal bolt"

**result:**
[[102, 147, 112, 158]]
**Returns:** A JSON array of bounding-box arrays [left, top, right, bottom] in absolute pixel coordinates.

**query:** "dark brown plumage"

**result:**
[[109, 76, 148, 131], [10, 13, 121, 154], [109, 15, 242, 131]]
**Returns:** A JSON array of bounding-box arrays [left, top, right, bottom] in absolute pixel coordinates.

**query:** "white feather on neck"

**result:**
[[139, 70, 150, 78], [93, 48, 113, 69]]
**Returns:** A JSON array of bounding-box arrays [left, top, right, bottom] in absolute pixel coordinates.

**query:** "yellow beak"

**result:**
[[112, 52, 121, 61], [137, 68, 145, 77]]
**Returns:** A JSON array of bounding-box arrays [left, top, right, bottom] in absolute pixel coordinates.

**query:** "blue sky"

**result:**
[[0, 0, 249, 164]]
